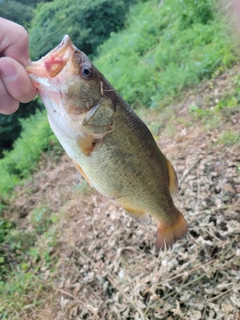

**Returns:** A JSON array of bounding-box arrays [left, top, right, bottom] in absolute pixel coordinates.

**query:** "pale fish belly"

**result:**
[[47, 111, 118, 198]]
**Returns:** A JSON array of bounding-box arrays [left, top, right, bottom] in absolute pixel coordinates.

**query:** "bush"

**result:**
[[0, 110, 61, 202], [0, 100, 43, 157], [94, 0, 236, 108], [29, 0, 135, 60], [0, 0, 33, 27]]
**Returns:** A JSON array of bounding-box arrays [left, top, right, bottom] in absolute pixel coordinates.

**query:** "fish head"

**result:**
[[26, 35, 103, 135]]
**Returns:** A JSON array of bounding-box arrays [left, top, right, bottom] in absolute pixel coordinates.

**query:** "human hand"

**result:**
[[0, 18, 37, 114]]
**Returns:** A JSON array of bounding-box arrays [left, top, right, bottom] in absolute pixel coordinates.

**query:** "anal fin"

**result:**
[[122, 205, 150, 225], [73, 161, 92, 186]]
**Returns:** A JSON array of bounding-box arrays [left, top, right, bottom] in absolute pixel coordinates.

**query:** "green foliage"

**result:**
[[0, 100, 43, 157], [0, 220, 58, 318], [0, 0, 33, 27], [0, 0, 58, 155], [177, 0, 214, 27], [0, 220, 15, 243], [0, 0, 51, 28], [218, 130, 240, 146], [29, 0, 134, 60], [215, 94, 239, 110], [0, 205, 58, 317], [0, 270, 47, 318], [94, 0, 236, 109], [0, 110, 61, 202], [30, 206, 53, 234]]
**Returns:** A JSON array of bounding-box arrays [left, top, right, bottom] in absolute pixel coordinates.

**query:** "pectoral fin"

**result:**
[[76, 133, 95, 156], [81, 97, 114, 136]]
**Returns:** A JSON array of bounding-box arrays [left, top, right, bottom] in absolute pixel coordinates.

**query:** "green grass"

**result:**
[[189, 72, 240, 128], [94, 0, 236, 109], [0, 264, 55, 319], [0, 212, 59, 319], [218, 130, 240, 146]]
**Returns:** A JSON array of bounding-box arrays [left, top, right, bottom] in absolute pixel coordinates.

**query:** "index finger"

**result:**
[[0, 18, 30, 65]]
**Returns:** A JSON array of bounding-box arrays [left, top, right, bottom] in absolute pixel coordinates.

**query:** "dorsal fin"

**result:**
[[164, 156, 178, 196]]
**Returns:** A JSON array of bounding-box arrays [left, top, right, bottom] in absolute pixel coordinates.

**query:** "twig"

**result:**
[[194, 166, 200, 214], [179, 158, 201, 185], [127, 275, 147, 320], [191, 202, 240, 215], [205, 228, 222, 242], [157, 259, 215, 286], [162, 272, 207, 300], [57, 288, 97, 315], [225, 147, 239, 155], [206, 288, 232, 303]]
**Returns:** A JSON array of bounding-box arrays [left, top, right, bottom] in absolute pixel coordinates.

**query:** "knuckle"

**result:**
[[18, 26, 29, 45]]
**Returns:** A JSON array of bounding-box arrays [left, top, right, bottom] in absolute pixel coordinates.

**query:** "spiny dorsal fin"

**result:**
[[164, 155, 178, 196]]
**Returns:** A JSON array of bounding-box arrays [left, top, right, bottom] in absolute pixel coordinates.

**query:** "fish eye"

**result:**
[[81, 65, 94, 80]]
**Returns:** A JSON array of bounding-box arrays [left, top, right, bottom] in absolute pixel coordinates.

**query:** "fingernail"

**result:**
[[0, 60, 17, 79]]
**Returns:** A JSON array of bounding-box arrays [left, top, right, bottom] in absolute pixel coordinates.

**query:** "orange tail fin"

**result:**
[[156, 208, 188, 252]]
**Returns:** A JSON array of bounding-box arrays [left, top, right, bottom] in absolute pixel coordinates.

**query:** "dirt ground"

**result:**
[[4, 66, 240, 319]]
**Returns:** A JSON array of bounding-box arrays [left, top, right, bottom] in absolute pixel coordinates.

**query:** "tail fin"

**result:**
[[155, 208, 188, 252]]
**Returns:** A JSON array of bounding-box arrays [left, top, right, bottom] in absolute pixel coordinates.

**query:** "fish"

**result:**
[[26, 35, 188, 251]]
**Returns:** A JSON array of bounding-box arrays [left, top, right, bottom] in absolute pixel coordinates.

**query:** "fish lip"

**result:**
[[42, 34, 75, 63], [26, 34, 75, 78], [56, 35, 73, 51]]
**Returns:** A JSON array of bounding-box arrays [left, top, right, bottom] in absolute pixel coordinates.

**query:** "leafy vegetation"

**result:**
[[94, 0, 236, 109], [218, 129, 240, 146], [0, 222, 58, 319], [189, 72, 240, 128], [0, 110, 61, 202], [0, 0, 50, 156], [0, 99, 43, 157], [29, 0, 135, 60], [0, 0, 50, 28]]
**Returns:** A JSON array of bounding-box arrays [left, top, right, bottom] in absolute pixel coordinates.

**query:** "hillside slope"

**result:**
[[1, 65, 239, 320]]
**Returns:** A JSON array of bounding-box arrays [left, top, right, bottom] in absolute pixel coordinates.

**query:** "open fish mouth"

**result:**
[[26, 35, 75, 87]]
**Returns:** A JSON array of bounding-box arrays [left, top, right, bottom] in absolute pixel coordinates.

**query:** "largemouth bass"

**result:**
[[26, 35, 188, 251]]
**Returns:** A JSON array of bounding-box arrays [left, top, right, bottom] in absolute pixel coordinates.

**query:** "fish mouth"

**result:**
[[26, 35, 75, 86]]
